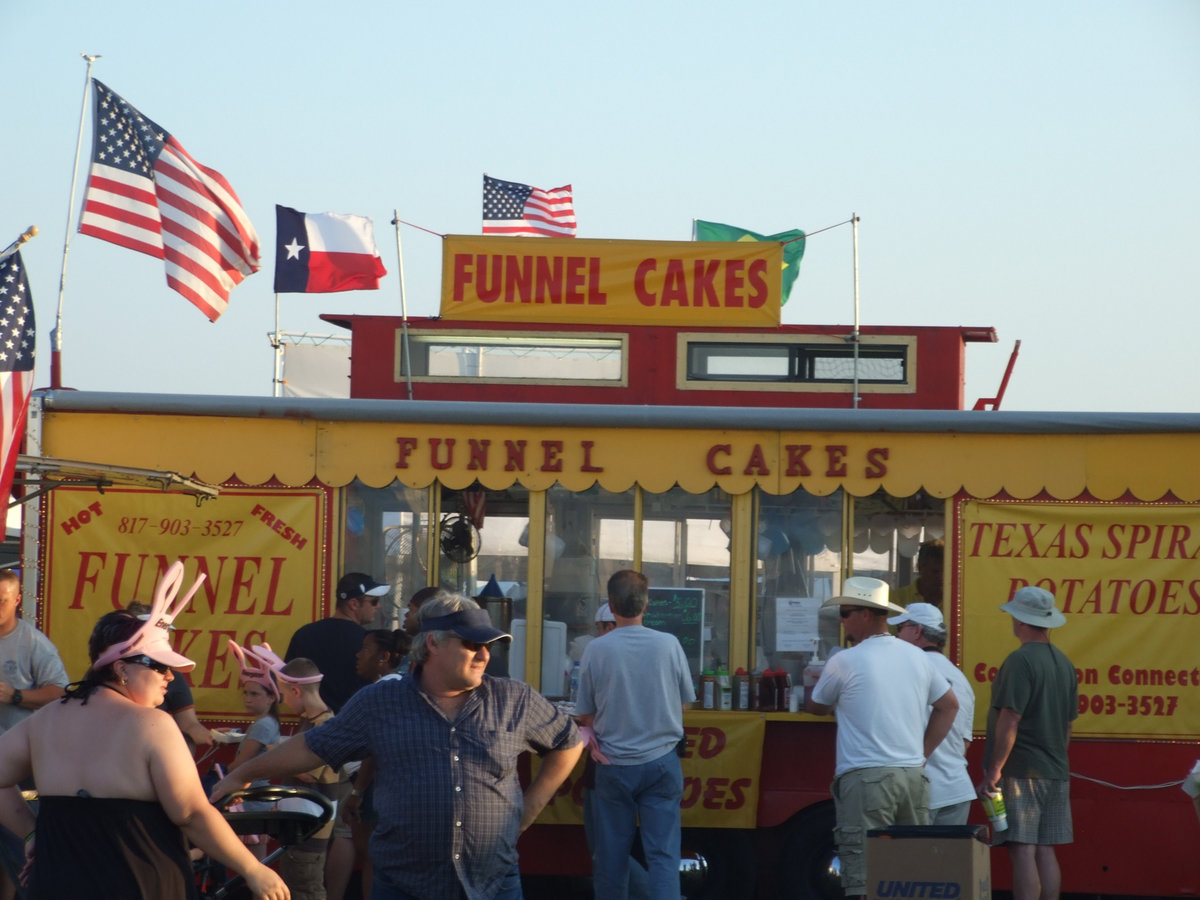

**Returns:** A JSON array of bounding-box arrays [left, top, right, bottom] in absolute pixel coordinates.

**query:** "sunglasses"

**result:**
[[121, 654, 172, 675], [456, 637, 489, 653], [366, 597, 381, 606]]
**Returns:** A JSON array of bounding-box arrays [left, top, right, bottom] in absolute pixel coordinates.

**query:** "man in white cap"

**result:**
[[981, 586, 1078, 900], [806, 576, 959, 900], [569, 601, 618, 662], [888, 602, 976, 824]]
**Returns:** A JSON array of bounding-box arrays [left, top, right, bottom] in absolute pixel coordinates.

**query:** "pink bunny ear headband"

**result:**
[[249, 642, 324, 685], [228, 639, 281, 700], [95, 561, 200, 672]]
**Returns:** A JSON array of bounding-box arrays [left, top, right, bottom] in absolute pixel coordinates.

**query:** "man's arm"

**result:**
[[981, 707, 1021, 793], [923, 688, 959, 762], [0, 683, 64, 709], [209, 733, 327, 801], [520, 742, 583, 832], [173, 706, 215, 747]]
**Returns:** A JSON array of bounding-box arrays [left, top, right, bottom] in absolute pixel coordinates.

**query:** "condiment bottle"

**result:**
[[700, 669, 716, 710], [733, 667, 750, 710], [717, 667, 732, 710]]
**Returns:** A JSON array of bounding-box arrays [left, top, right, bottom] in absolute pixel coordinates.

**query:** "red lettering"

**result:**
[[706, 444, 733, 476], [784, 444, 812, 477], [696, 727, 726, 759], [746, 259, 767, 308], [476, 254, 502, 303], [564, 256, 586, 304], [661, 259, 689, 306], [580, 440, 604, 473], [743, 444, 770, 476], [702, 777, 730, 810], [452, 253, 472, 302], [430, 438, 455, 470], [692, 260, 720, 307], [587, 257, 607, 305], [534, 256, 563, 303], [467, 439, 490, 470], [634, 259, 657, 306], [395, 437, 418, 469], [71, 552, 108, 610], [504, 440, 527, 472], [541, 440, 564, 473], [723, 259, 745, 306], [824, 445, 848, 477], [864, 447, 888, 478], [504, 255, 532, 302]]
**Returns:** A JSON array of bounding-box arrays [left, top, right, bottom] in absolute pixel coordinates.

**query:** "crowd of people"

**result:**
[[4, 542, 1191, 900]]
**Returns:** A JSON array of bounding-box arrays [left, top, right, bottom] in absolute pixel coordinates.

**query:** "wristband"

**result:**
[[10, 689, 22, 707]]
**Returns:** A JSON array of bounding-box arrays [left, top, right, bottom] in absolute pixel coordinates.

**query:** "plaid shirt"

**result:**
[[304, 671, 578, 900]]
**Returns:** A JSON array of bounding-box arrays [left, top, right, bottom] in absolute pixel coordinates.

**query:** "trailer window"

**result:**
[[686, 341, 909, 384], [398, 331, 626, 384]]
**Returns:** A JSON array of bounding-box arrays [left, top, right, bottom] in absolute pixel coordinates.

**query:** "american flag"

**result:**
[[482, 175, 576, 238], [78, 80, 260, 322], [0, 251, 34, 506]]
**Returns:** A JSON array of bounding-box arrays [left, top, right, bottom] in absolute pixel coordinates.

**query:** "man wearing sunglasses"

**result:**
[[285, 571, 389, 712], [214, 591, 582, 900], [806, 576, 959, 900]]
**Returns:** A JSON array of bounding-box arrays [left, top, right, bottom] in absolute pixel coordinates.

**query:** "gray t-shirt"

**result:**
[[0, 619, 70, 734], [575, 624, 696, 765]]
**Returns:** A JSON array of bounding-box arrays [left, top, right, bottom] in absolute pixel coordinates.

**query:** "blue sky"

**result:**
[[5, 1, 1198, 411]]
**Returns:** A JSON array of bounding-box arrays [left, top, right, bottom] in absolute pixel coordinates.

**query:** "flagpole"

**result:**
[[51, 53, 100, 391], [390, 210, 414, 401], [851, 212, 861, 410], [272, 294, 282, 397]]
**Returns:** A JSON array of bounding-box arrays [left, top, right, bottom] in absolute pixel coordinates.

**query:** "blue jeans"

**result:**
[[584, 788, 652, 900], [592, 749, 682, 900]]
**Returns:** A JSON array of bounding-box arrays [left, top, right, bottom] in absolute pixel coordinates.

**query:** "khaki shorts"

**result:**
[[280, 846, 327, 900], [832, 766, 930, 895]]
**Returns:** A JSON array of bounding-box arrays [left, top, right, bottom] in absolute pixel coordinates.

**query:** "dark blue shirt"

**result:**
[[304, 670, 578, 900]]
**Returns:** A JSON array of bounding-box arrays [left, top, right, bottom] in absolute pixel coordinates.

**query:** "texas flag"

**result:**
[[274, 205, 387, 293]]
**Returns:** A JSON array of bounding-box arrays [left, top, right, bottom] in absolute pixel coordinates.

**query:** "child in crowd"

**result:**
[[338, 629, 411, 899], [250, 649, 338, 900], [227, 640, 282, 859]]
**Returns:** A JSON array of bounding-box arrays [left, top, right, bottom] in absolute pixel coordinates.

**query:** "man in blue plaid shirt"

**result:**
[[213, 592, 582, 900]]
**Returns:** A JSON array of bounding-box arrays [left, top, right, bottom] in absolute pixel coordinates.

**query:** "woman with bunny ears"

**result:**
[[0, 562, 289, 900]]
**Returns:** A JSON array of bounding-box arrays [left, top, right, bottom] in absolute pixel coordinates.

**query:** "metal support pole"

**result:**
[[391, 210, 414, 400], [52, 53, 100, 390]]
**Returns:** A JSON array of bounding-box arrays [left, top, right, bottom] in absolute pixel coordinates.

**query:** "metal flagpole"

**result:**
[[51, 53, 100, 391], [390, 210, 414, 400], [272, 294, 282, 397], [851, 212, 861, 410]]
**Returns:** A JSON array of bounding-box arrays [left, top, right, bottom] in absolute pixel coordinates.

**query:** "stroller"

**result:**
[[197, 784, 334, 899]]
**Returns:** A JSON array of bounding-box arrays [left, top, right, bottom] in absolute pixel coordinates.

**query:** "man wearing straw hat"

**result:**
[[806, 576, 959, 900], [981, 586, 1078, 900]]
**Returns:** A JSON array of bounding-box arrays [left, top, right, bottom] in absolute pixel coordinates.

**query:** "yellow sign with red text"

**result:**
[[960, 501, 1200, 740], [536, 712, 766, 828], [41, 486, 328, 721], [440, 235, 782, 327]]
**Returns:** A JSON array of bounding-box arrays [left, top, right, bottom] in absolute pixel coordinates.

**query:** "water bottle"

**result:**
[[568, 660, 581, 704]]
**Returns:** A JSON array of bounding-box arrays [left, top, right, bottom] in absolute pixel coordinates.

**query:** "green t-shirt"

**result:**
[[985, 641, 1078, 780]]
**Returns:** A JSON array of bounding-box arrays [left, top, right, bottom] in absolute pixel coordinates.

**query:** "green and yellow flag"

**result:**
[[694, 220, 805, 305]]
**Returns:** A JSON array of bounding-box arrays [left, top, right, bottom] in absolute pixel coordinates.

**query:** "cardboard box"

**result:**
[[866, 825, 991, 900]]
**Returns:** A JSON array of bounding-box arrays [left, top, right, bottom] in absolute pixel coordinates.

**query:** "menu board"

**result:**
[[644, 586, 705, 673]]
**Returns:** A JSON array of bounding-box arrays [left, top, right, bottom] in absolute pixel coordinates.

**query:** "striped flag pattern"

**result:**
[[78, 80, 260, 322], [0, 251, 34, 505], [482, 175, 576, 237]]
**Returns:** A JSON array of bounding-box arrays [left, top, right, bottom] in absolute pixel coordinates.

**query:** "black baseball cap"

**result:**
[[337, 572, 389, 602], [420, 608, 512, 644]]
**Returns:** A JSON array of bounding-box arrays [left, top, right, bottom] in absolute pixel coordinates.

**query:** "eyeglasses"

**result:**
[[121, 655, 171, 675], [839, 607, 859, 619]]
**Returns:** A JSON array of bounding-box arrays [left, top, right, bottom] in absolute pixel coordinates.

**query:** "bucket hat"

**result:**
[[1000, 586, 1066, 628]]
